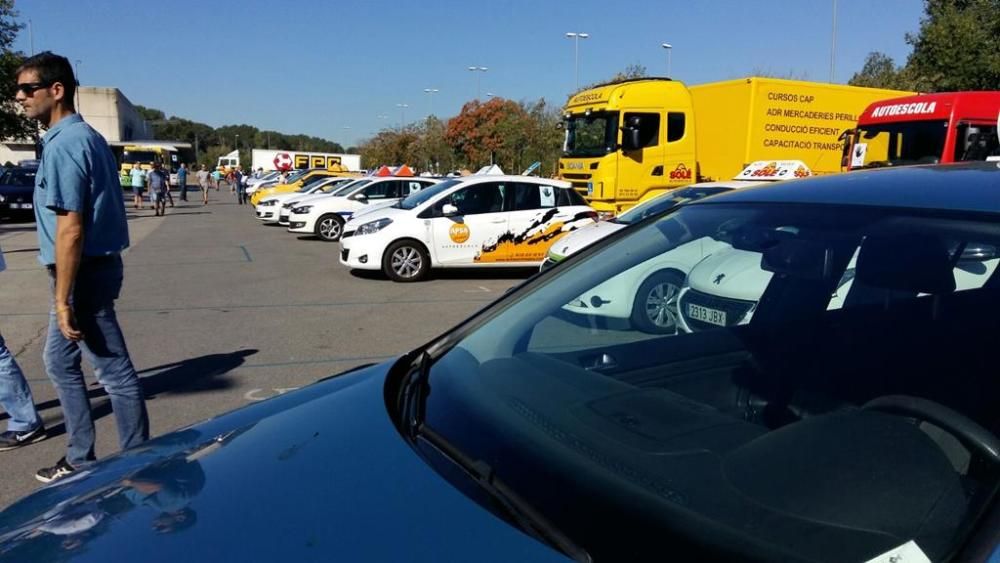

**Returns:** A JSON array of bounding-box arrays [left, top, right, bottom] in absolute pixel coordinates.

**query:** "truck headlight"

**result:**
[[356, 218, 393, 236], [292, 205, 312, 214]]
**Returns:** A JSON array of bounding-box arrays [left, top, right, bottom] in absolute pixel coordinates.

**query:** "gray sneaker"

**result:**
[[36, 457, 76, 483], [0, 425, 46, 452]]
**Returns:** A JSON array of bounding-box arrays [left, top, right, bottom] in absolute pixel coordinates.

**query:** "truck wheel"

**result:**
[[383, 240, 430, 282], [630, 270, 684, 334], [315, 214, 345, 241]]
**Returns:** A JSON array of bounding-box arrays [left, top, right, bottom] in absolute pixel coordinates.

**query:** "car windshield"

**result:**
[[615, 187, 732, 225], [416, 201, 1000, 562], [850, 120, 948, 169], [563, 111, 619, 158], [285, 169, 310, 182], [336, 179, 370, 195], [396, 178, 462, 210], [0, 168, 37, 186]]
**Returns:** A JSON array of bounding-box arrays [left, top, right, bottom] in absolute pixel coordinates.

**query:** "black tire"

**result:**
[[315, 214, 344, 241], [382, 239, 430, 282], [630, 270, 685, 334]]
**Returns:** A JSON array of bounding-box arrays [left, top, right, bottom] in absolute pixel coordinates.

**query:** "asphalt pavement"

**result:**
[[0, 189, 527, 508]]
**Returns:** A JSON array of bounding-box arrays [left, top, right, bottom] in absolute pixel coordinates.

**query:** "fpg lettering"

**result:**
[[293, 155, 344, 169]]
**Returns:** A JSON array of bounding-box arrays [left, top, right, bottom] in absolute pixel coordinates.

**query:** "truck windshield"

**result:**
[[850, 120, 948, 169], [564, 111, 618, 158], [123, 151, 159, 164]]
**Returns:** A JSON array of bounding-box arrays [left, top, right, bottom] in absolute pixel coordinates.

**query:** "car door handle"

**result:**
[[581, 353, 618, 372], [490, 219, 506, 224]]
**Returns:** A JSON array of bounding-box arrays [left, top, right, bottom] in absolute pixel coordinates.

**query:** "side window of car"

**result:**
[[513, 183, 561, 210], [447, 183, 507, 215], [363, 181, 393, 199]]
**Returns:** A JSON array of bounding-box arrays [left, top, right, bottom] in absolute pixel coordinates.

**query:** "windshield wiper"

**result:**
[[419, 424, 591, 562], [398, 354, 590, 561], [862, 160, 892, 168]]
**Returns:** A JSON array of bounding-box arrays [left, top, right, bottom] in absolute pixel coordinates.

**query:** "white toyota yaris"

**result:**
[[339, 175, 596, 281]]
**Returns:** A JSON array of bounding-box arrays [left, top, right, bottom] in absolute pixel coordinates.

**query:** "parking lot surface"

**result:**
[[0, 196, 527, 508]]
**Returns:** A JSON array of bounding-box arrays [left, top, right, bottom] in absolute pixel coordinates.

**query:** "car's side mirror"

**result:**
[[353, 193, 368, 203], [442, 203, 459, 216]]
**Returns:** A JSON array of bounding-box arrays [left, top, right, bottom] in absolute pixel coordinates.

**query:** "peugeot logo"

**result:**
[[713, 273, 726, 285]]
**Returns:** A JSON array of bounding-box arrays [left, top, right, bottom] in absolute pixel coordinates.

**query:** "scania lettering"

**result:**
[[559, 77, 910, 215], [844, 91, 1000, 170]]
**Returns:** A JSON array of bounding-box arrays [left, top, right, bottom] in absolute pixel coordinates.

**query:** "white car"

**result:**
[[556, 161, 815, 333], [677, 241, 1000, 332], [287, 177, 440, 241], [339, 175, 597, 282], [255, 177, 356, 224], [246, 171, 282, 195], [542, 160, 814, 271], [276, 178, 365, 226]]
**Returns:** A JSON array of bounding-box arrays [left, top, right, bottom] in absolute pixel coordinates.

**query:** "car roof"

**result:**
[[692, 162, 1000, 215], [451, 175, 572, 188]]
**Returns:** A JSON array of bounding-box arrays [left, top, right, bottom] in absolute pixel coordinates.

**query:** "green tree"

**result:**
[[0, 0, 35, 141], [848, 52, 907, 89], [577, 63, 648, 94], [903, 0, 1000, 91]]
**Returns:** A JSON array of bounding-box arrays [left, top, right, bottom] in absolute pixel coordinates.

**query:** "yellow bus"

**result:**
[[118, 144, 178, 186]]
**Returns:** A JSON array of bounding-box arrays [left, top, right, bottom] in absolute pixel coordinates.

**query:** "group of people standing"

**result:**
[[129, 162, 218, 213], [1, 52, 149, 483], [127, 162, 253, 212]]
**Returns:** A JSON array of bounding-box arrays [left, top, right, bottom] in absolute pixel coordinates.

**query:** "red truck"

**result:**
[[842, 91, 1000, 169]]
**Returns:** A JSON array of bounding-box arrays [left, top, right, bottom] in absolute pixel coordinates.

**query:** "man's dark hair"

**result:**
[[16, 51, 77, 109]]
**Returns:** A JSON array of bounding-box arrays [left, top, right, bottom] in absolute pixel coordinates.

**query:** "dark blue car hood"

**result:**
[[0, 363, 567, 562]]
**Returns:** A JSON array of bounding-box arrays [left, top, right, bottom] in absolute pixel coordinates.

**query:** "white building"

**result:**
[[0, 86, 156, 164]]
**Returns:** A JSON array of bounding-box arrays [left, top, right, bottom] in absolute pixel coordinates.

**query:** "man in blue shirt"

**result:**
[[129, 164, 145, 209], [16, 51, 149, 483], [176, 162, 188, 201]]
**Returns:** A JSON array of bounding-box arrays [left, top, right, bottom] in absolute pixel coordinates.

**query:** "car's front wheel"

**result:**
[[315, 214, 345, 241], [383, 240, 430, 282], [631, 269, 684, 334]]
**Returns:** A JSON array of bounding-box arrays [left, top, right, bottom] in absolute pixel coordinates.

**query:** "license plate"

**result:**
[[688, 303, 727, 327]]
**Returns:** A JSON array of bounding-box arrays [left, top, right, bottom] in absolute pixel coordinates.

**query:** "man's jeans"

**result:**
[[44, 257, 149, 466], [0, 332, 41, 432]]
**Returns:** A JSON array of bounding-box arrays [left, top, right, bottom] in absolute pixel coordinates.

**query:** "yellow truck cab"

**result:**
[[560, 77, 911, 216], [249, 165, 358, 206], [560, 79, 696, 217]]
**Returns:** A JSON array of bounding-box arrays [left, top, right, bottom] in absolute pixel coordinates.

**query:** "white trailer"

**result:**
[[251, 149, 362, 172]]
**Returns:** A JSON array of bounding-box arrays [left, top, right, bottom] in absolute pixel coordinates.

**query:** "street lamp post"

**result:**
[[565, 32, 589, 92], [423, 88, 439, 118], [73, 60, 81, 110], [830, 0, 837, 82], [467, 66, 488, 100], [661, 43, 673, 77], [396, 103, 409, 128]]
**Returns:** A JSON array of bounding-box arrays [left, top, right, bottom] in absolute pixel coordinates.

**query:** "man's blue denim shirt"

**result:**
[[33, 113, 129, 266]]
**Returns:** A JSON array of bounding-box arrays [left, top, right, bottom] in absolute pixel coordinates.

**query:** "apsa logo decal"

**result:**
[[449, 223, 471, 243], [669, 163, 693, 181]]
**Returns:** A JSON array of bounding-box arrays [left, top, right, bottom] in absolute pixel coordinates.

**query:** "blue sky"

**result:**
[[16, 0, 924, 147]]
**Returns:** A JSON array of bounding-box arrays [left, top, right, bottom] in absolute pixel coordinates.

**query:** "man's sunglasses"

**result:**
[[15, 82, 52, 95]]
